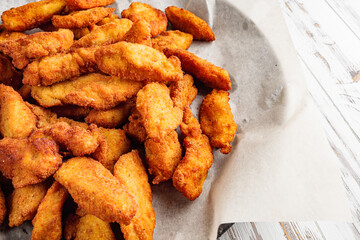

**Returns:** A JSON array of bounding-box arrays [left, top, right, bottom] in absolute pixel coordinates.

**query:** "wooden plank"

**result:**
[[220, 223, 287, 240], [316, 222, 360, 240], [281, 222, 324, 240]]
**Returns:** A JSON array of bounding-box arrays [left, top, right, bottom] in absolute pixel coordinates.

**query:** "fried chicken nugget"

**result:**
[[169, 74, 198, 110], [72, 27, 91, 40], [163, 48, 232, 91], [75, 214, 115, 240], [32, 181, 68, 240], [54, 157, 138, 225], [151, 30, 193, 52], [173, 107, 213, 200], [31, 73, 143, 109], [0, 130, 62, 188], [136, 83, 183, 139], [0, 84, 36, 138], [121, 2, 167, 37], [0, 31, 26, 44], [200, 90, 237, 154], [8, 182, 48, 227], [1, 0, 66, 32], [25, 103, 58, 129], [96, 42, 183, 82], [66, 0, 115, 10], [114, 150, 156, 239], [165, 6, 215, 41], [122, 19, 152, 47], [72, 19, 133, 48], [52, 7, 114, 28], [123, 108, 147, 143], [0, 187, 5, 225], [97, 14, 119, 26], [23, 46, 98, 86], [0, 54, 22, 90], [50, 105, 91, 120]]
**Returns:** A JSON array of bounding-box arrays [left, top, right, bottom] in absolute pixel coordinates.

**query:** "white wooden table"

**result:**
[[219, 0, 360, 239]]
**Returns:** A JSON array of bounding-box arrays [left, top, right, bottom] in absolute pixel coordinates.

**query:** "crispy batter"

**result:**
[[18, 85, 32, 100], [32, 181, 68, 240], [173, 107, 213, 200], [72, 27, 91, 40], [97, 14, 119, 26], [85, 102, 133, 128], [200, 90, 237, 154], [123, 108, 147, 143], [23, 46, 98, 86], [0, 54, 22, 90], [0, 31, 26, 44], [0, 188, 5, 225], [163, 48, 232, 91], [0, 84, 36, 138], [51, 105, 91, 120], [1, 0, 66, 31], [72, 19, 133, 48], [165, 6, 215, 41], [25, 103, 58, 129], [75, 214, 115, 240], [169, 74, 198, 110], [64, 213, 80, 240], [152, 30, 193, 52], [136, 83, 183, 139], [52, 7, 114, 28], [54, 157, 138, 225], [66, 0, 115, 10], [8, 182, 48, 227], [95, 41, 183, 82], [114, 150, 155, 239], [31, 73, 143, 109], [121, 2, 167, 37], [0, 130, 62, 188], [122, 19, 152, 47]]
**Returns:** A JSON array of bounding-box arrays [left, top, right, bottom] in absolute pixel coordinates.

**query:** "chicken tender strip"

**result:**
[[121, 2, 167, 37], [72, 19, 133, 48], [8, 182, 48, 227], [23, 46, 98, 86], [114, 150, 156, 239], [123, 108, 147, 143], [0, 31, 26, 44], [0, 188, 5, 225], [97, 14, 120, 26], [0, 54, 22, 90], [152, 30, 193, 52], [169, 74, 198, 110], [165, 6, 215, 41], [72, 27, 91, 40], [122, 19, 152, 47], [31, 73, 143, 109], [164, 48, 232, 91], [0, 84, 36, 138], [64, 213, 80, 240], [75, 214, 115, 240], [0, 130, 62, 188], [54, 157, 138, 225], [95, 42, 183, 82], [66, 0, 115, 10], [52, 7, 114, 28], [200, 90, 237, 154], [173, 107, 213, 200], [32, 181, 68, 240], [136, 83, 183, 139], [50, 105, 91, 120], [1, 0, 66, 32]]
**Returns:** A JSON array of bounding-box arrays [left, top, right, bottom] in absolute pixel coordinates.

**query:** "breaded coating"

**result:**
[[64, 213, 80, 240], [1, 0, 66, 32], [165, 6, 215, 41], [0, 84, 36, 138], [136, 83, 183, 139], [23, 46, 98, 86], [145, 130, 182, 184], [169, 74, 198, 110], [123, 109, 147, 143], [66, 0, 115, 10], [8, 182, 48, 227], [18, 85, 32, 100], [72, 19, 133, 48], [75, 214, 115, 240], [0, 188, 5, 225], [152, 30, 193, 52], [122, 19, 152, 47], [92, 127, 131, 172], [173, 107, 213, 200], [121, 2, 167, 37], [85, 102, 133, 128], [32, 181, 68, 240], [97, 14, 119, 26], [200, 90, 237, 154], [31, 73, 143, 109], [25, 103, 58, 129], [0, 54, 22, 90], [114, 150, 156, 239], [164, 48, 232, 91], [54, 157, 138, 225], [50, 105, 91, 120], [0, 31, 26, 44], [72, 27, 91, 40], [52, 7, 114, 28], [0, 29, 74, 70], [0, 130, 62, 188], [95, 42, 183, 82]]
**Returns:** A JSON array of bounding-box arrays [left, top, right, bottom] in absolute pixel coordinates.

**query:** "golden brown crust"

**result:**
[[121, 2, 167, 37], [71, 27, 91, 40], [96, 13, 119, 26], [122, 19, 152, 47], [0, 188, 6, 225], [169, 74, 198, 110], [65, 0, 115, 10], [0, 31, 26, 44], [0, 54, 23, 90], [200, 90, 237, 154], [64, 213, 80, 240], [163, 48, 232, 91], [165, 6, 215, 41], [114, 150, 156, 240], [54, 157, 138, 225], [151, 30, 193, 52], [75, 214, 115, 240], [1, 0, 66, 31], [123, 108, 147, 143], [50, 105, 91, 120], [25, 103, 58, 129]]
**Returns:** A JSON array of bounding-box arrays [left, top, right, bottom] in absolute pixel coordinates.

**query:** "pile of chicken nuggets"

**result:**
[[0, 0, 237, 239]]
